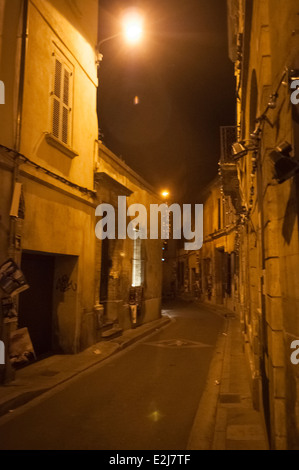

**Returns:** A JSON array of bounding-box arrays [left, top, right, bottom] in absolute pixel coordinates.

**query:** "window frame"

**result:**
[[132, 235, 145, 288], [50, 47, 74, 149]]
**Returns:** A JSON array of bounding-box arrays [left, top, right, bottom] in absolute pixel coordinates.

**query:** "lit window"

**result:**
[[132, 236, 144, 287]]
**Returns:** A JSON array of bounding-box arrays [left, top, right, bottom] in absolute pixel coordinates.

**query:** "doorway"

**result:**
[[19, 252, 55, 357], [100, 238, 110, 304]]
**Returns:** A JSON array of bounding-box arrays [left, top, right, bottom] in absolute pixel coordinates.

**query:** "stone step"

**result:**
[[101, 327, 123, 340], [101, 321, 114, 332]]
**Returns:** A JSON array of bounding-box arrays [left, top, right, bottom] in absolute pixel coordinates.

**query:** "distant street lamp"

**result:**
[[97, 10, 144, 64], [122, 11, 143, 44]]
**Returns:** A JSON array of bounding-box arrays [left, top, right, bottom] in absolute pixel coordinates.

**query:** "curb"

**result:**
[[212, 318, 269, 450], [188, 313, 269, 450], [187, 317, 229, 449], [0, 316, 171, 418]]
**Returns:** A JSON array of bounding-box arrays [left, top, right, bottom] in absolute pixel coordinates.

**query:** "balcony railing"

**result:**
[[220, 126, 238, 164], [219, 126, 242, 213]]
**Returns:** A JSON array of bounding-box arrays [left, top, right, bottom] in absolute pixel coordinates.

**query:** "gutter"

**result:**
[[9, 0, 29, 259], [3, 0, 29, 384], [15, 0, 29, 153]]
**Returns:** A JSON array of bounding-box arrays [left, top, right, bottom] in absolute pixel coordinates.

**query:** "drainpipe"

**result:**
[[2, 0, 29, 384], [15, 0, 29, 153], [9, 0, 28, 260]]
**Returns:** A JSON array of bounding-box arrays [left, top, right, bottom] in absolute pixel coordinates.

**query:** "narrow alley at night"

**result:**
[[0, 301, 225, 450], [0, 0, 299, 455]]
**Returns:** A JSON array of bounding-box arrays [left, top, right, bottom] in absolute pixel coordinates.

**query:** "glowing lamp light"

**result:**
[[149, 410, 162, 422], [122, 11, 143, 44], [161, 190, 169, 198]]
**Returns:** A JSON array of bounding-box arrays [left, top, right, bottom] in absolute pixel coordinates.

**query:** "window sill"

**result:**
[[45, 133, 79, 159]]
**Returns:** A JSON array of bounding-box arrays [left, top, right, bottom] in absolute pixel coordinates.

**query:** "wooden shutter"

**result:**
[[54, 59, 62, 98], [62, 69, 70, 144], [62, 107, 69, 144], [63, 69, 70, 106], [52, 54, 72, 145], [52, 98, 60, 138], [52, 59, 62, 138]]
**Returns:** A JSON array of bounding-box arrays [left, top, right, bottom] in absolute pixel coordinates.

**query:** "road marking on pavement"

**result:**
[[143, 339, 213, 349]]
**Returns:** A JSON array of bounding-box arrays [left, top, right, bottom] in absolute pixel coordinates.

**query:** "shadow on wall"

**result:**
[[282, 103, 299, 244], [282, 174, 299, 245]]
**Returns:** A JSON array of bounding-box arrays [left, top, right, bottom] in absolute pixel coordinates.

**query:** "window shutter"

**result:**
[[53, 58, 62, 138], [62, 68, 70, 144], [52, 98, 60, 138], [63, 69, 70, 106], [51, 52, 72, 146], [62, 107, 69, 144], [54, 59, 62, 98]]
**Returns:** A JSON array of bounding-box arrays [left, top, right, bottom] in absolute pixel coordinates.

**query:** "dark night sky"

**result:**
[[98, 0, 236, 202]]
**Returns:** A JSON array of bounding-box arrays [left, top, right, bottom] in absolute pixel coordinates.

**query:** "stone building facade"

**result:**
[[0, 0, 99, 381], [177, 177, 238, 312], [226, 0, 299, 449], [93, 143, 163, 343], [0, 0, 162, 383]]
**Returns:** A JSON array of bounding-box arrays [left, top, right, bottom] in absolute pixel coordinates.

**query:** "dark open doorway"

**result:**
[[100, 238, 110, 304], [19, 252, 55, 357]]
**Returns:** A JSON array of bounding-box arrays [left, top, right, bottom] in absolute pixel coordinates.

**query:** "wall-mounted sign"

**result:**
[[10, 182, 25, 219], [0, 259, 29, 296], [1, 296, 18, 323]]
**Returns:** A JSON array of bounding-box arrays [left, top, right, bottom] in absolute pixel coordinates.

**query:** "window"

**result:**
[[132, 236, 144, 287], [51, 52, 73, 146], [218, 198, 221, 230]]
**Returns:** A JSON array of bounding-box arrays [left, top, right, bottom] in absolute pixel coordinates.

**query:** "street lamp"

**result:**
[[97, 10, 144, 64], [122, 11, 143, 44]]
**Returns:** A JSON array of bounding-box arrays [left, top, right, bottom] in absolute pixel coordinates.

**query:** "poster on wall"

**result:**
[[0, 258, 29, 296], [1, 297, 18, 323], [9, 328, 36, 368]]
